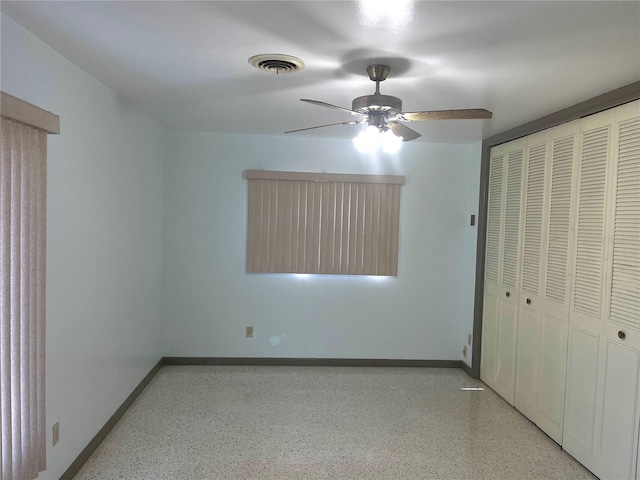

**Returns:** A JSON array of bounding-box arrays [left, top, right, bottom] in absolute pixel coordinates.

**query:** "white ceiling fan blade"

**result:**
[[285, 120, 364, 134], [300, 99, 366, 117], [399, 109, 493, 122], [389, 122, 421, 141]]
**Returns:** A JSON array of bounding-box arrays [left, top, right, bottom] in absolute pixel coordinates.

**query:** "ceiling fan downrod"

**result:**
[[367, 64, 390, 95]]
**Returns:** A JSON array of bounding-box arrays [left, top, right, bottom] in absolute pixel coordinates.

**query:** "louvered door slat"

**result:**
[[613, 262, 640, 275], [612, 284, 640, 299], [503, 150, 523, 288], [573, 126, 610, 317], [522, 144, 546, 295], [609, 118, 640, 328], [486, 154, 504, 283], [611, 297, 638, 313]]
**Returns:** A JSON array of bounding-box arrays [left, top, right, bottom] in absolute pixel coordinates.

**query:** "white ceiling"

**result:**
[[2, 1, 639, 143]]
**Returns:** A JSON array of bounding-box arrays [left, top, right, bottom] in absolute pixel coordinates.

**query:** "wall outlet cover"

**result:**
[[463, 345, 468, 358], [246, 326, 254, 338]]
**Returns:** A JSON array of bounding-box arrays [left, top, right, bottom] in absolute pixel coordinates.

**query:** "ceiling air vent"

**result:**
[[248, 54, 304, 74]]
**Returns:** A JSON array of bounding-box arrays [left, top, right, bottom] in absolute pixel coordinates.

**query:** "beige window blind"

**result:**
[[246, 170, 405, 276], [1, 91, 59, 480]]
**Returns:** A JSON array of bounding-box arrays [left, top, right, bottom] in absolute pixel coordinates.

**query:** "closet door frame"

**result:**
[[470, 81, 640, 380]]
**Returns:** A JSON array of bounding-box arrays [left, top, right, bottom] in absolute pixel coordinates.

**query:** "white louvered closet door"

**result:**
[[563, 109, 614, 473], [595, 100, 640, 480], [494, 147, 524, 405], [515, 132, 548, 424], [514, 123, 578, 445], [481, 150, 505, 384], [481, 139, 525, 405], [535, 122, 579, 445]]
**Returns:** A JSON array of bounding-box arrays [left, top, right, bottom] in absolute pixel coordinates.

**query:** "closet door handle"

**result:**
[[618, 331, 626, 340], [526, 298, 531, 305], [505, 291, 510, 298]]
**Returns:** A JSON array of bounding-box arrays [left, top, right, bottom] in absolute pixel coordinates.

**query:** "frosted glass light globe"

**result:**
[[353, 125, 382, 153], [382, 129, 402, 153]]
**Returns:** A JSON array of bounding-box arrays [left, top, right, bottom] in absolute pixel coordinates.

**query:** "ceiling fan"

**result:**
[[285, 64, 492, 142]]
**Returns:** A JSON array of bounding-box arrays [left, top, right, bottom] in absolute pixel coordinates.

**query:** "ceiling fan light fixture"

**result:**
[[353, 126, 402, 154]]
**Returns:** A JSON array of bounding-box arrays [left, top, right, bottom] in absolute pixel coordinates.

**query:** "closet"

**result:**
[[481, 100, 640, 479]]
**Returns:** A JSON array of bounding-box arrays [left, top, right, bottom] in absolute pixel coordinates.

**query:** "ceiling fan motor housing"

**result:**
[[352, 94, 402, 117]]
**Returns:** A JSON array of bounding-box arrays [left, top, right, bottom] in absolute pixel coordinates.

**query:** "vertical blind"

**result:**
[[1, 92, 58, 480], [246, 170, 405, 276]]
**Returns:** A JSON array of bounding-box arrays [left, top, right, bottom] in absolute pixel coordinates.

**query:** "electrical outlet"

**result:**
[[463, 346, 468, 358], [468, 334, 472, 345], [246, 326, 253, 338], [52, 422, 60, 446]]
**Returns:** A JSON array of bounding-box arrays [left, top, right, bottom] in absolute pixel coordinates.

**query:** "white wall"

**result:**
[[163, 130, 480, 361], [462, 141, 482, 366], [1, 11, 482, 478], [1, 14, 165, 480]]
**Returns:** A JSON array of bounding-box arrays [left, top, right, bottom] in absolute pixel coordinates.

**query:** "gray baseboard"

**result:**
[[59, 359, 163, 480], [162, 357, 463, 368]]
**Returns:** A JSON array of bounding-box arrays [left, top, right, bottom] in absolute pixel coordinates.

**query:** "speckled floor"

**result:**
[[73, 366, 595, 480]]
